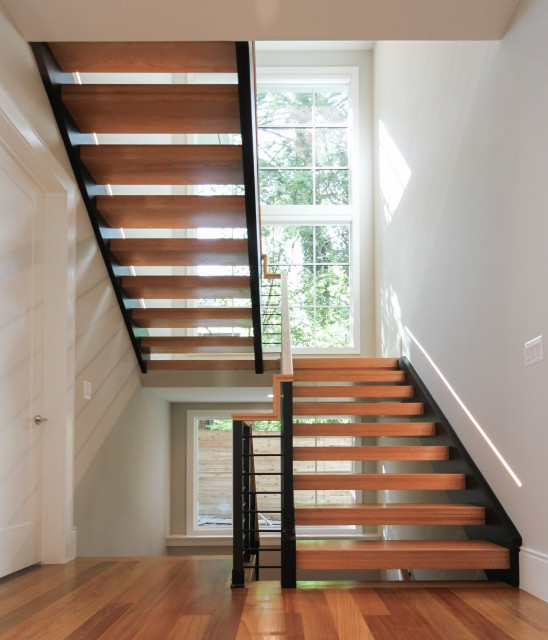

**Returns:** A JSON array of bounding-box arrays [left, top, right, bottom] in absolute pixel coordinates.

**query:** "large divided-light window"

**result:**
[[258, 69, 358, 352]]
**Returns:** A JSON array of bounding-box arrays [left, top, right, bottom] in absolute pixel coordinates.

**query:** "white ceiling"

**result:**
[[2, 0, 521, 42]]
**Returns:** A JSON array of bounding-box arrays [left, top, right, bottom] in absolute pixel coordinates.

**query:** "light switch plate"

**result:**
[[524, 335, 543, 367], [84, 380, 92, 400]]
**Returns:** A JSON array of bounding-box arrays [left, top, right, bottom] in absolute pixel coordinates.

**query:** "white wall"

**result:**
[[374, 0, 548, 601], [75, 387, 170, 556], [0, 5, 171, 558]]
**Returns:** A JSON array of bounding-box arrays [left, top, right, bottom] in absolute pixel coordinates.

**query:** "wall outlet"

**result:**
[[524, 335, 543, 367], [84, 380, 92, 400]]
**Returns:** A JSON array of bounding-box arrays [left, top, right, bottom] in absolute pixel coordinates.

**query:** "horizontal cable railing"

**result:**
[[232, 269, 294, 588]]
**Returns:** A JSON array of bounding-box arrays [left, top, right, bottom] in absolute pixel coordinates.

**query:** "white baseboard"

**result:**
[[520, 547, 548, 603]]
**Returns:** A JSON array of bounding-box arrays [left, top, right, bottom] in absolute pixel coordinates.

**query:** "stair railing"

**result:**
[[235, 42, 263, 374], [231, 270, 294, 587]]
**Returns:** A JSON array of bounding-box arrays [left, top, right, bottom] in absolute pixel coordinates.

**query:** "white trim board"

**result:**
[[0, 82, 77, 564], [520, 547, 548, 604]]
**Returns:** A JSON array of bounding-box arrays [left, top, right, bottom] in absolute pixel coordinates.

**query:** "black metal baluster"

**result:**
[[231, 420, 244, 588], [280, 381, 296, 588]]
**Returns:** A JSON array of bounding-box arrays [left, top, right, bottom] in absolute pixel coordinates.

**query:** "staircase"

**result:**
[[233, 356, 521, 587], [291, 357, 519, 583], [31, 41, 268, 373]]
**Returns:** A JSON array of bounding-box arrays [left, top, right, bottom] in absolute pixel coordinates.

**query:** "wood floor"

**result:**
[[1, 556, 547, 640]]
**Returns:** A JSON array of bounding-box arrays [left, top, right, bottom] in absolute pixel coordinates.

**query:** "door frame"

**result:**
[[0, 83, 77, 564]]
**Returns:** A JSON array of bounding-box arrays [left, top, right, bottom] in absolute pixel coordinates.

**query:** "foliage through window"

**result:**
[[257, 85, 351, 206], [263, 224, 351, 349]]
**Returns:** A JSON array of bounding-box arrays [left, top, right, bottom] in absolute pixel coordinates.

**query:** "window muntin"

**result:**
[[263, 224, 351, 349], [258, 85, 351, 206]]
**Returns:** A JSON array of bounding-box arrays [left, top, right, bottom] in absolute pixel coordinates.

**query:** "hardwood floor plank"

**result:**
[[427, 588, 515, 640], [235, 610, 304, 640], [296, 590, 339, 640], [389, 589, 479, 640], [324, 590, 375, 639], [200, 589, 247, 640], [451, 587, 548, 640], [166, 615, 210, 640], [364, 589, 446, 640], [0, 561, 117, 637], [0, 564, 84, 616], [349, 588, 391, 616], [62, 603, 132, 640]]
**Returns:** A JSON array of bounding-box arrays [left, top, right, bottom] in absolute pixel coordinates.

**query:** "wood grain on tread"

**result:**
[[296, 540, 510, 570], [292, 422, 436, 437], [81, 145, 243, 185], [141, 336, 254, 354], [121, 275, 250, 299], [293, 473, 465, 491], [110, 238, 248, 266], [132, 307, 253, 328], [96, 195, 246, 229], [146, 359, 279, 371], [49, 42, 237, 73], [293, 446, 449, 461], [294, 504, 485, 526], [62, 84, 241, 134], [293, 357, 399, 369], [294, 370, 405, 382], [293, 385, 414, 398], [293, 402, 424, 416]]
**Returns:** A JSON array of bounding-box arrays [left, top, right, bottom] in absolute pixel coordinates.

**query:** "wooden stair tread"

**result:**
[[110, 238, 248, 267], [80, 145, 244, 185], [132, 307, 253, 328], [293, 473, 465, 490], [147, 359, 279, 371], [294, 504, 485, 525], [96, 195, 246, 229], [295, 540, 509, 570], [294, 358, 399, 369], [293, 385, 414, 398], [294, 371, 405, 382], [121, 275, 250, 299], [293, 402, 424, 416], [141, 336, 253, 354], [49, 42, 238, 73], [293, 446, 449, 461], [62, 84, 241, 134], [292, 422, 436, 437]]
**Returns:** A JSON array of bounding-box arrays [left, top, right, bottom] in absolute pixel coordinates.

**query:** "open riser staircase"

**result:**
[[32, 41, 268, 373], [232, 357, 521, 588]]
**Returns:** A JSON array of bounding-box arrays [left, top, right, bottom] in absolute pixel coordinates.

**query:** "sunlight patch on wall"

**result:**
[[405, 326, 522, 488], [379, 120, 411, 226]]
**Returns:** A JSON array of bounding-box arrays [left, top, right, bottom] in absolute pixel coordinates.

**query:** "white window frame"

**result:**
[[186, 409, 235, 537], [258, 67, 360, 354]]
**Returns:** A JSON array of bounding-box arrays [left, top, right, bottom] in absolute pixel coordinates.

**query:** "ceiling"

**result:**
[[2, 0, 521, 42]]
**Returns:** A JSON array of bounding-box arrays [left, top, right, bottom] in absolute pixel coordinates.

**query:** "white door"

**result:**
[[0, 145, 44, 578]]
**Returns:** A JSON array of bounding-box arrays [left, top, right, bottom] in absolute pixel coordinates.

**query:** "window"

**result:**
[[263, 224, 351, 348], [258, 69, 359, 353], [186, 413, 360, 536], [258, 85, 350, 206]]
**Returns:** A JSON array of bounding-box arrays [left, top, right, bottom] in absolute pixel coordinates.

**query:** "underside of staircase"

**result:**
[[32, 41, 270, 373], [232, 357, 521, 588]]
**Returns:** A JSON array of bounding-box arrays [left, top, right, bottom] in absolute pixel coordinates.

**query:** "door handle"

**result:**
[[33, 415, 48, 425]]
